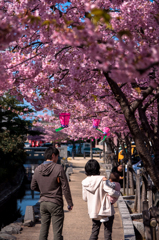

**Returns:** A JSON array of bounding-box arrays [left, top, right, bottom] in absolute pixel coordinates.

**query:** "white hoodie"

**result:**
[[82, 175, 120, 219]]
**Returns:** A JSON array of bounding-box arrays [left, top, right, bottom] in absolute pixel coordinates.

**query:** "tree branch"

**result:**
[[130, 86, 154, 112], [137, 61, 159, 75], [142, 91, 159, 111], [55, 46, 71, 59], [8, 53, 41, 69]]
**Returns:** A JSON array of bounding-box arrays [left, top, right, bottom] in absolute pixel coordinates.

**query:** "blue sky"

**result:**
[[23, 99, 53, 117]]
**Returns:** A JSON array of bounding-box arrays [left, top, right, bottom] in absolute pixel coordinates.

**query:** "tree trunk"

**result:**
[[90, 139, 93, 159], [129, 169, 134, 195], [126, 165, 129, 196], [141, 177, 147, 211], [104, 72, 159, 191], [103, 140, 106, 163], [125, 136, 134, 195], [105, 138, 113, 164]]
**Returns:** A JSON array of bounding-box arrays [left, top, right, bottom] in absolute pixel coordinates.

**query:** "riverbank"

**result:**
[[0, 167, 25, 207], [0, 167, 26, 230]]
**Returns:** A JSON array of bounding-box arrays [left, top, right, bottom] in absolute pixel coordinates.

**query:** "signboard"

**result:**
[[59, 145, 68, 159]]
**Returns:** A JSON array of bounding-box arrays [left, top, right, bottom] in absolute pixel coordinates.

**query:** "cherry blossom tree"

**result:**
[[1, 0, 159, 187]]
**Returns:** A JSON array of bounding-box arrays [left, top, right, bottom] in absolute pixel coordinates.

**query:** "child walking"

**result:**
[[82, 159, 120, 240]]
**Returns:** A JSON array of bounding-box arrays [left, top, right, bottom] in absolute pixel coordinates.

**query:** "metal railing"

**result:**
[[125, 164, 159, 240], [24, 146, 68, 161]]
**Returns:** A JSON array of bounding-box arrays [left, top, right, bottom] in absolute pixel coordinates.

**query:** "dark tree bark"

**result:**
[[104, 72, 159, 190], [103, 140, 106, 163], [125, 136, 134, 195], [90, 139, 93, 159]]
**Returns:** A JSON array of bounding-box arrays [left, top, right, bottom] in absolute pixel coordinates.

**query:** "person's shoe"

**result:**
[[100, 217, 109, 222]]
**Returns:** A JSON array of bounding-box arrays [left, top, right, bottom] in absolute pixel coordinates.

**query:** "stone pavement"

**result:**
[[13, 158, 124, 240]]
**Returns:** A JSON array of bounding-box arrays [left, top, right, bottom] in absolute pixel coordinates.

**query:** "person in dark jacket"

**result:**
[[31, 146, 73, 240], [111, 164, 124, 187]]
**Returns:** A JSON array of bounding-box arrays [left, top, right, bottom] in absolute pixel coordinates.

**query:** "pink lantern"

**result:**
[[103, 127, 110, 134], [93, 119, 101, 128], [59, 113, 70, 128]]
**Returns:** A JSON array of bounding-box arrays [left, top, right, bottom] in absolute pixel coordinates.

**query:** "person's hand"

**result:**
[[103, 177, 107, 181], [67, 206, 73, 211], [119, 176, 124, 179]]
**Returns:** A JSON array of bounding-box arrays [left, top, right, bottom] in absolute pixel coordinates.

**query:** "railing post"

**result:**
[[141, 177, 147, 212], [129, 167, 134, 195], [143, 200, 148, 211], [137, 169, 141, 213], [84, 152, 85, 159], [123, 162, 125, 195], [149, 207, 158, 240], [72, 151, 74, 159], [148, 181, 153, 209], [126, 165, 129, 196], [143, 209, 152, 240]]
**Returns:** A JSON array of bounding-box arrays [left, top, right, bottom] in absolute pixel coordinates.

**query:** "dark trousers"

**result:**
[[39, 201, 64, 240], [89, 215, 114, 240]]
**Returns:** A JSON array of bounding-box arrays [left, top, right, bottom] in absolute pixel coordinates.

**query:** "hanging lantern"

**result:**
[[59, 113, 70, 127], [93, 119, 111, 141], [93, 119, 103, 133], [55, 113, 70, 132], [93, 119, 101, 129], [103, 127, 110, 134], [102, 127, 110, 141]]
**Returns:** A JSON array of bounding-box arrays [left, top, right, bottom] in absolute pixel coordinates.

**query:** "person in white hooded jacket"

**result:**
[[82, 159, 120, 240]]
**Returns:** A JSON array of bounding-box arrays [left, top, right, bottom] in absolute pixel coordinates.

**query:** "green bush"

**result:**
[[0, 131, 27, 180], [0, 168, 8, 183]]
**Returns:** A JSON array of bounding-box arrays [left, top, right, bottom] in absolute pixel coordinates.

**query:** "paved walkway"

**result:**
[[13, 158, 124, 240], [67, 156, 104, 168]]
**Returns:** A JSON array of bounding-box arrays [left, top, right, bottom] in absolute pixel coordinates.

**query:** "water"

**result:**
[[17, 184, 40, 216], [17, 164, 40, 216], [0, 164, 40, 229]]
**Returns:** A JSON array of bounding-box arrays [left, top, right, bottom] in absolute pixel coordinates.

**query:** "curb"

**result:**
[[117, 195, 136, 240]]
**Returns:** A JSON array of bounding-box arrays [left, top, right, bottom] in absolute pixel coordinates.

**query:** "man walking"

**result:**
[[31, 146, 73, 240]]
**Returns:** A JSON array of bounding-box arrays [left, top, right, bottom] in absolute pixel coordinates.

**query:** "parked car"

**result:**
[[125, 160, 143, 173], [67, 144, 82, 155], [67, 145, 74, 156], [81, 143, 91, 154], [41, 143, 53, 147], [83, 147, 103, 156]]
